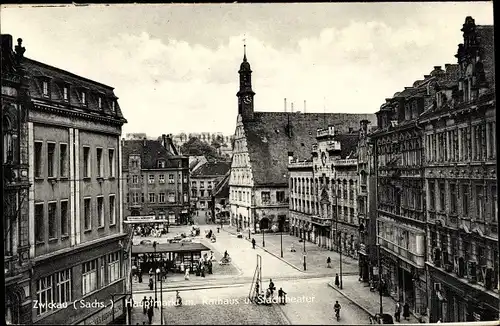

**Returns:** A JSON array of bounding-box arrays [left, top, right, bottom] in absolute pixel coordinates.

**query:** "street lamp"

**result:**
[[280, 224, 283, 258], [153, 241, 158, 308], [378, 244, 383, 315], [262, 227, 265, 247], [156, 267, 163, 325], [303, 230, 307, 271], [334, 178, 343, 289]]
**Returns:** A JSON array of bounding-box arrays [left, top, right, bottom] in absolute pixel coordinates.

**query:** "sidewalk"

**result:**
[[224, 226, 359, 276], [328, 275, 420, 324]]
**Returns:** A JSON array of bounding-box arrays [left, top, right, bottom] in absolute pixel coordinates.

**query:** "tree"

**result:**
[[180, 137, 225, 161]]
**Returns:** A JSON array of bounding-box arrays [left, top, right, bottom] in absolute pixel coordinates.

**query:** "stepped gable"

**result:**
[[21, 57, 126, 121], [243, 111, 376, 186], [122, 139, 183, 171]]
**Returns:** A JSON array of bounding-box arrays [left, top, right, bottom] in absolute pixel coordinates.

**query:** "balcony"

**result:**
[[316, 128, 334, 138], [288, 161, 313, 169], [333, 159, 357, 167]]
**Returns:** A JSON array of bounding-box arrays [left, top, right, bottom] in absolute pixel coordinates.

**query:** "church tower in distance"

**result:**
[[236, 44, 255, 121]]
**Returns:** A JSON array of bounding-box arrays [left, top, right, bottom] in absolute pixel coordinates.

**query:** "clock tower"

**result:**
[[236, 44, 255, 121]]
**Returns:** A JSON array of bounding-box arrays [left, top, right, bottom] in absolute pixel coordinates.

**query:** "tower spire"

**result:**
[[243, 36, 247, 62]]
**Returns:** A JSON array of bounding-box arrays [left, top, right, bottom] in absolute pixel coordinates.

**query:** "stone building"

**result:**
[[289, 125, 361, 257], [229, 46, 376, 234], [122, 136, 190, 226], [2, 35, 32, 325], [356, 120, 378, 282], [13, 38, 129, 324], [419, 17, 497, 322], [190, 160, 231, 211]]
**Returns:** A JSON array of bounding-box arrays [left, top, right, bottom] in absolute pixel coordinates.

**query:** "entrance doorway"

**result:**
[[259, 217, 269, 230]]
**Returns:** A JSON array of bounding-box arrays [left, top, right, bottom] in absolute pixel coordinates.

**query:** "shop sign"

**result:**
[[84, 300, 123, 325]]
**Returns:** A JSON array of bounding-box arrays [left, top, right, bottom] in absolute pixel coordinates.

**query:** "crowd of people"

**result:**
[[133, 224, 168, 237]]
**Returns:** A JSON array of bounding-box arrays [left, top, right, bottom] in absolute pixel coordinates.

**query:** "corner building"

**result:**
[[229, 48, 376, 234], [420, 17, 497, 322], [20, 43, 128, 324]]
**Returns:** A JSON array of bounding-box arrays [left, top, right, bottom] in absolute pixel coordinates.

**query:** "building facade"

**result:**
[[356, 120, 378, 282], [289, 126, 361, 257], [229, 48, 376, 235], [122, 137, 191, 226], [420, 17, 497, 323], [3, 35, 32, 325], [190, 161, 231, 211], [15, 39, 129, 325]]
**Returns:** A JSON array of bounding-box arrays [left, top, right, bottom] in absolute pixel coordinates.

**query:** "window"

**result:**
[[47, 143, 56, 178], [192, 181, 196, 188], [108, 149, 115, 177], [111, 101, 115, 112], [476, 185, 484, 220], [109, 195, 116, 225], [200, 181, 205, 189], [83, 146, 90, 178], [439, 182, 446, 212], [82, 260, 97, 295], [84, 198, 91, 230], [169, 174, 175, 184], [61, 200, 69, 236], [36, 275, 53, 316], [462, 184, 470, 217], [60, 143, 68, 177], [200, 190, 205, 197], [208, 181, 212, 189], [450, 183, 457, 214], [132, 175, 138, 184], [183, 193, 188, 202], [42, 81, 49, 96], [277, 191, 285, 203], [48, 202, 57, 239], [183, 175, 188, 183], [159, 193, 165, 203], [96, 148, 103, 177], [81, 91, 86, 105], [98, 97, 102, 109], [149, 193, 156, 203], [63, 86, 69, 101], [97, 196, 104, 227], [132, 193, 139, 203], [157, 160, 166, 168], [261, 192, 271, 203], [149, 175, 155, 184], [159, 175, 165, 183], [100, 257, 105, 288], [141, 193, 145, 203], [35, 203, 44, 243], [492, 185, 497, 223], [429, 181, 435, 210], [55, 269, 71, 304], [108, 252, 120, 283], [168, 192, 175, 203], [191, 189, 197, 197]]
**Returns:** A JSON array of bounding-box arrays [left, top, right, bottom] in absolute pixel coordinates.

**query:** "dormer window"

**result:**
[[111, 101, 115, 113], [157, 160, 166, 168], [63, 86, 69, 101], [98, 97, 102, 109], [81, 91, 87, 105], [42, 81, 49, 97]]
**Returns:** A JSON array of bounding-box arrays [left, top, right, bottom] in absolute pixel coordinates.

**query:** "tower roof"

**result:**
[[239, 44, 251, 72]]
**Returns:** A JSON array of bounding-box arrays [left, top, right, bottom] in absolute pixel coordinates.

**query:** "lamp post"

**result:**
[[153, 241, 158, 308], [378, 244, 383, 315], [156, 267, 163, 325], [280, 225, 283, 258], [262, 227, 265, 247], [339, 234, 343, 289], [334, 177, 342, 289], [303, 230, 307, 271]]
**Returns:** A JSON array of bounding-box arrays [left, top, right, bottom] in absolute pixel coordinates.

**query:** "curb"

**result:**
[[327, 281, 375, 318], [223, 228, 306, 273]]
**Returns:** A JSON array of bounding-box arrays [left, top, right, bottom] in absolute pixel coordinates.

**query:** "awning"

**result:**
[[125, 216, 168, 224], [132, 242, 210, 254]]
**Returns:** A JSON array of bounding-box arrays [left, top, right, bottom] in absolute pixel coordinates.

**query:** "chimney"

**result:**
[[304, 100, 306, 114], [284, 98, 287, 112], [328, 125, 335, 136], [434, 66, 442, 71], [291, 102, 294, 111], [161, 134, 167, 149], [288, 151, 294, 164], [1, 34, 13, 52], [143, 137, 147, 147]]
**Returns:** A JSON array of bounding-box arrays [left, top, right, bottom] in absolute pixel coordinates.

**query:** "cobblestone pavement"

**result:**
[[328, 275, 420, 324], [131, 277, 373, 325], [225, 226, 359, 276]]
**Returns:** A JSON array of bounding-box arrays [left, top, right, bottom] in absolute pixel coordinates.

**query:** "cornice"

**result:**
[[32, 102, 126, 126]]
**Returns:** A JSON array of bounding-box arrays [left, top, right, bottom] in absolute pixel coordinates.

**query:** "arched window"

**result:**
[[3, 114, 16, 164]]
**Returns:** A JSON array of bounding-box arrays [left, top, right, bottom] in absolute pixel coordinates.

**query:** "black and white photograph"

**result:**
[[1, 2, 497, 325]]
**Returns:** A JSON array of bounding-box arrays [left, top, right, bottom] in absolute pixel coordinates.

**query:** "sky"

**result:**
[[0, 2, 494, 136]]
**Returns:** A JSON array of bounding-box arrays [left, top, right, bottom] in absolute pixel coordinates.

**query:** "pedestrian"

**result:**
[[201, 264, 205, 278], [403, 302, 410, 321], [327, 257, 332, 268], [185, 267, 190, 280], [149, 268, 153, 278], [269, 279, 275, 295], [208, 260, 213, 274], [149, 296, 153, 310], [148, 277, 153, 291], [278, 287, 287, 305], [142, 296, 148, 314], [252, 238, 256, 249], [394, 301, 401, 322], [138, 268, 143, 283], [291, 243, 296, 252], [147, 305, 154, 324], [335, 273, 340, 287]]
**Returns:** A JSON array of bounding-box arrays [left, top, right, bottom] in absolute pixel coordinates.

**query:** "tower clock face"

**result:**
[[243, 95, 252, 104]]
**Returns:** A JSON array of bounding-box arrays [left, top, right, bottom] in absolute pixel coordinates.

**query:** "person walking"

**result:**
[[278, 287, 287, 305], [403, 302, 410, 321], [142, 296, 148, 314], [148, 276, 154, 291], [184, 266, 190, 280], [394, 301, 401, 322], [147, 305, 154, 324], [138, 268, 143, 283], [252, 238, 256, 249], [335, 273, 340, 287], [327, 257, 332, 268]]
